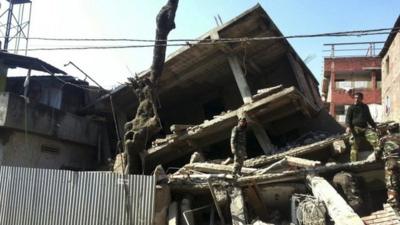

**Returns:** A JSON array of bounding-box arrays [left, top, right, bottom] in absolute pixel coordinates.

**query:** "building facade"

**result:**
[[381, 16, 400, 122], [0, 52, 110, 170], [322, 43, 382, 124]]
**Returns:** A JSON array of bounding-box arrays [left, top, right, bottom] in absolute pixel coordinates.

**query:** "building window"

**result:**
[[385, 96, 391, 115]]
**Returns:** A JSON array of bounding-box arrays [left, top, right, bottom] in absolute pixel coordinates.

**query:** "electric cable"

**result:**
[[4, 27, 398, 42], [3, 27, 398, 51]]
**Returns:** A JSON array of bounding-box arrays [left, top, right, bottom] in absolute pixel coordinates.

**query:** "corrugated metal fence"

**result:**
[[0, 166, 156, 225]]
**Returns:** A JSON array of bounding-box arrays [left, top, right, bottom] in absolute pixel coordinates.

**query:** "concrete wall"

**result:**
[[0, 92, 100, 146], [0, 129, 97, 169], [382, 32, 400, 122]]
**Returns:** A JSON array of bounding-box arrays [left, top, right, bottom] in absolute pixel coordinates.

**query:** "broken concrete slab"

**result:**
[[244, 135, 346, 168], [307, 175, 364, 225], [183, 162, 256, 175], [145, 87, 319, 169]]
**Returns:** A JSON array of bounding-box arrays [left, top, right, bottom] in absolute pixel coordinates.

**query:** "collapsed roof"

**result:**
[[90, 4, 322, 114]]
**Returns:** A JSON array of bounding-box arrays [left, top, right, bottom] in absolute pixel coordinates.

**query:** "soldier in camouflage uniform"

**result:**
[[377, 124, 400, 212], [231, 117, 248, 177], [345, 92, 379, 162], [332, 171, 364, 213]]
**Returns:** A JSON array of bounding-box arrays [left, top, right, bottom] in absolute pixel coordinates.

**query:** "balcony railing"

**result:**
[[335, 81, 372, 89]]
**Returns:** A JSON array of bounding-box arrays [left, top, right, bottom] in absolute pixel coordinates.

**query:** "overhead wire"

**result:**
[[2, 27, 398, 42], [3, 27, 399, 51]]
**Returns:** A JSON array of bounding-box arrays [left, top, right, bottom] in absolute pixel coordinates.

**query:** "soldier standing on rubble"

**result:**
[[345, 92, 378, 162], [376, 124, 400, 212], [231, 116, 248, 177]]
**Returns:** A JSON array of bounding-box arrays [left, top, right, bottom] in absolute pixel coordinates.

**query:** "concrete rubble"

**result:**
[[106, 5, 400, 224], [151, 121, 400, 225], [0, 1, 399, 225]]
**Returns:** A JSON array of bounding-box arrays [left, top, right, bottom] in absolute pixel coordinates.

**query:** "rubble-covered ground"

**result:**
[[144, 122, 400, 225]]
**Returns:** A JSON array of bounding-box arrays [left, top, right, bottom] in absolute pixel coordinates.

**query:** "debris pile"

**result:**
[[150, 122, 400, 225]]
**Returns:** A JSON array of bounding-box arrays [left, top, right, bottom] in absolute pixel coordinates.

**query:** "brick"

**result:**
[[373, 217, 392, 223], [376, 212, 396, 218], [325, 57, 381, 74], [363, 215, 378, 220]]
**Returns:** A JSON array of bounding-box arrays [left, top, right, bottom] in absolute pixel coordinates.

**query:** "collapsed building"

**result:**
[[0, 3, 399, 225], [85, 4, 400, 225], [90, 4, 342, 171]]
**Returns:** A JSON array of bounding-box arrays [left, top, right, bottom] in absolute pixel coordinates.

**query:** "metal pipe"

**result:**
[[23, 69, 31, 97], [323, 41, 385, 46], [64, 61, 104, 89], [24, 2, 32, 56], [182, 204, 211, 225], [3, 1, 14, 50]]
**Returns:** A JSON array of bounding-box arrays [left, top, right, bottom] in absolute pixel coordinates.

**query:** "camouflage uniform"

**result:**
[[349, 127, 379, 162], [231, 125, 247, 176], [377, 134, 400, 212], [346, 101, 378, 162], [332, 171, 364, 213]]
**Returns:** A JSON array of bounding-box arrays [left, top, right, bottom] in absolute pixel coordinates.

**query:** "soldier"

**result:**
[[231, 117, 248, 177], [345, 92, 378, 162], [377, 124, 400, 212], [332, 171, 364, 213]]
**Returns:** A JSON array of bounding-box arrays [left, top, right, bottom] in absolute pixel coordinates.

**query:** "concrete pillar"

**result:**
[[329, 102, 336, 117], [371, 70, 377, 90], [154, 184, 171, 225], [227, 55, 252, 104], [229, 186, 246, 225], [287, 53, 314, 101], [227, 55, 275, 155], [330, 60, 336, 90], [248, 117, 276, 155], [307, 175, 364, 225]]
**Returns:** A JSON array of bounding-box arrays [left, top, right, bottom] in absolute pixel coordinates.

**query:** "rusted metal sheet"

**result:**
[[0, 166, 155, 225]]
